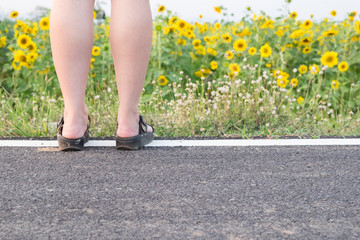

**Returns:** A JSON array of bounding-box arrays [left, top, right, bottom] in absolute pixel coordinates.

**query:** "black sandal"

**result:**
[[115, 115, 154, 150], [57, 116, 91, 151]]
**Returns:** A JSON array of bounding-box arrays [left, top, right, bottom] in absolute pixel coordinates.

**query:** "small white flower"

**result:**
[[293, 68, 297, 73]]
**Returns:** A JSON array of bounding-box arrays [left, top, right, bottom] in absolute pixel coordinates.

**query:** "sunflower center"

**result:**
[[326, 56, 333, 63]]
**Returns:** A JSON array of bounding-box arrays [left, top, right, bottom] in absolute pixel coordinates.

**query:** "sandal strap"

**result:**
[[139, 115, 153, 134], [57, 116, 91, 135]]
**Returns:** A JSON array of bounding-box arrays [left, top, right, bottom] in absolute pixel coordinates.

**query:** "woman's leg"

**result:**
[[110, 0, 153, 137], [50, 0, 95, 139]]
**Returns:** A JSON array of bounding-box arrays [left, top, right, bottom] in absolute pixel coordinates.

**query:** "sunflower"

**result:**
[[92, 46, 101, 56], [39, 17, 50, 31], [221, 33, 232, 43], [299, 65, 308, 74], [224, 50, 234, 60], [17, 34, 31, 49], [10, 11, 19, 18], [338, 61, 349, 72], [355, 21, 360, 34], [93, 11, 97, 19], [289, 11, 298, 19], [210, 61, 218, 70], [277, 78, 289, 88], [0, 36, 6, 48], [214, 22, 221, 30], [157, 75, 169, 86], [176, 20, 187, 31], [207, 48, 217, 56], [297, 96, 304, 104], [13, 50, 29, 68], [301, 20, 313, 29], [192, 39, 201, 49], [289, 29, 306, 38], [322, 30, 338, 37], [176, 38, 186, 46], [260, 43, 272, 58], [248, 47, 257, 56], [214, 7, 221, 14], [273, 70, 289, 81], [196, 46, 206, 55], [300, 37, 312, 45], [309, 64, 319, 74], [233, 39, 247, 52], [27, 41, 37, 52], [27, 52, 38, 62], [330, 10, 337, 17], [229, 63, 240, 74], [290, 78, 298, 87], [302, 46, 311, 54], [12, 61, 21, 71], [14, 50, 26, 62], [321, 51, 338, 67], [158, 5, 165, 13], [331, 80, 339, 90]]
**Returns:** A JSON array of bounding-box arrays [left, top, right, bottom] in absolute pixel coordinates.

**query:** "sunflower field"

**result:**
[[0, 6, 359, 137]]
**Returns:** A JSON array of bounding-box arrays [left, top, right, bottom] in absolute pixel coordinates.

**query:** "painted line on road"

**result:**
[[0, 138, 359, 147]]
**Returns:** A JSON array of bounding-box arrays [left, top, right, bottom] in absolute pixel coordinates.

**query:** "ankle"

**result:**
[[117, 107, 139, 123], [64, 106, 88, 121]]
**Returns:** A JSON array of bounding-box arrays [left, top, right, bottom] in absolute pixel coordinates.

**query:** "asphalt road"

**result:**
[[0, 145, 359, 239]]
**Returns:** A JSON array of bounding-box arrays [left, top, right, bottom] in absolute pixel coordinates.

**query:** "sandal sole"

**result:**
[[57, 132, 90, 151], [115, 132, 154, 150]]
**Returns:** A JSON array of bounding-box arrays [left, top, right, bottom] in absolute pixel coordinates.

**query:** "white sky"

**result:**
[[0, 0, 358, 21]]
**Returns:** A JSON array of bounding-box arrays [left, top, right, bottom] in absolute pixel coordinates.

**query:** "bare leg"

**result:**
[[110, 0, 153, 137], [50, 0, 95, 139]]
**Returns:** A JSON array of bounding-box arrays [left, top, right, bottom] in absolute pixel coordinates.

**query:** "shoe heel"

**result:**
[[116, 137, 141, 150], [57, 131, 89, 151]]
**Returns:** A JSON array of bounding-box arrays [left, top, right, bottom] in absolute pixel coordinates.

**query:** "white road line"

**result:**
[[0, 139, 359, 147]]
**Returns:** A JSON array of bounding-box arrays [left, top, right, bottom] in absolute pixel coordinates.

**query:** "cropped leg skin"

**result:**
[[110, 0, 153, 137], [50, 0, 95, 139]]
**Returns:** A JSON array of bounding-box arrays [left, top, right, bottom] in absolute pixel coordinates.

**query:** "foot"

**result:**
[[117, 111, 153, 138], [62, 109, 89, 139]]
